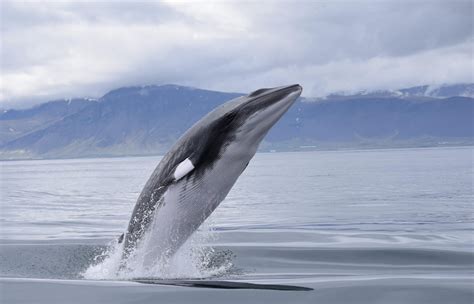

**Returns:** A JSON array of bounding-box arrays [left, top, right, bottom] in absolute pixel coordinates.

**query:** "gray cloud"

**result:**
[[1, 0, 473, 108]]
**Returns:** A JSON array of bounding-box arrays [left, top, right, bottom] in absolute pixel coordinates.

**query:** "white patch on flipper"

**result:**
[[174, 158, 195, 180]]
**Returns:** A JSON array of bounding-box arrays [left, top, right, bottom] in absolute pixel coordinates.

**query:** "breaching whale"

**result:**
[[120, 84, 303, 267]]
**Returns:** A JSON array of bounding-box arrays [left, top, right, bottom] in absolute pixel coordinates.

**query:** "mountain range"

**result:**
[[1, 83, 473, 160]]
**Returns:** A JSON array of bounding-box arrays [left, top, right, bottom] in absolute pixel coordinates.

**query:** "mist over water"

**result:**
[[1, 147, 473, 303]]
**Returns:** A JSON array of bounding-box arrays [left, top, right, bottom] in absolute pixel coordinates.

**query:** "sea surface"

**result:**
[[1, 147, 473, 303]]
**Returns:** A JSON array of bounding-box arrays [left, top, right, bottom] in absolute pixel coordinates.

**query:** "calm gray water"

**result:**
[[1, 147, 473, 303]]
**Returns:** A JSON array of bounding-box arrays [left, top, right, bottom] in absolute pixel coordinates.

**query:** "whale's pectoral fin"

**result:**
[[173, 158, 195, 181], [118, 233, 125, 244]]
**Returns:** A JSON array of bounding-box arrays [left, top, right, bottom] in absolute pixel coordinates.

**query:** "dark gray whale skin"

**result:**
[[121, 84, 303, 262]]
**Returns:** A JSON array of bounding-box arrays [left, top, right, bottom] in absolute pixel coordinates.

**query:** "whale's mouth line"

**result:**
[[237, 84, 302, 121], [249, 84, 302, 103], [133, 278, 313, 291]]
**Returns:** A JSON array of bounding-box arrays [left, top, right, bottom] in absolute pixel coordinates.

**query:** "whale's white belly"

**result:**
[[140, 151, 248, 266]]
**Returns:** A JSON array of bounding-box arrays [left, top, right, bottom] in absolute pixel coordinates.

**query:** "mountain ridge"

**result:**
[[1, 83, 472, 160]]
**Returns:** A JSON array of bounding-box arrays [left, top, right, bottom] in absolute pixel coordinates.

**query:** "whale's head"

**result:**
[[189, 84, 302, 160], [176, 84, 303, 175], [232, 84, 303, 150]]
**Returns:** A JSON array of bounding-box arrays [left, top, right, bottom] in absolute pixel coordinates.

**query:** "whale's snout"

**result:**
[[247, 84, 302, 101], [281, 84, 303, 94], [237, 84, 303, 144]]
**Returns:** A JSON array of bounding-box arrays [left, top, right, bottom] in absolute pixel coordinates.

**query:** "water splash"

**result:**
[[82, 222, 233, 280]]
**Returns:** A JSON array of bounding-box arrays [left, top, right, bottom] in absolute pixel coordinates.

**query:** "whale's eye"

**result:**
[[248, 88, 271, 97]]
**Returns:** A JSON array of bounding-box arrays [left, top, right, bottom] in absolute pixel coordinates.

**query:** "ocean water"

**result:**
[[0, 147, 473, 303]]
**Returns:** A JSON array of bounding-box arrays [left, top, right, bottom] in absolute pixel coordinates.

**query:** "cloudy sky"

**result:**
[[1, 0, 473, 108]]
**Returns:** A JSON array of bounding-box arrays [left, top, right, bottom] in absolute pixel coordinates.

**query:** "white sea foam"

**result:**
[[82, 221, 232, 280]]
